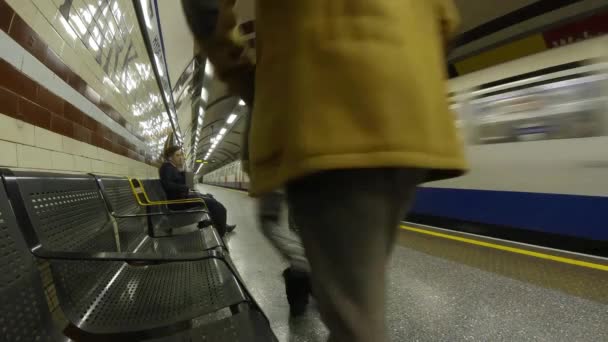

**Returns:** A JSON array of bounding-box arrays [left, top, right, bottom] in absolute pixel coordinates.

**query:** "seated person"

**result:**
[[159, 146, 236, 236]]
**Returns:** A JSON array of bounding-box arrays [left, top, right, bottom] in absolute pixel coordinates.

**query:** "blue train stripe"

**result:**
[[411, 187, 608, 240]]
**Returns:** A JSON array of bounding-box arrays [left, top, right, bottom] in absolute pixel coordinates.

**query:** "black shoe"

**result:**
[[198, 219, 213, 229], [282, 268, 311, 317], [226, 224, 236, 233]]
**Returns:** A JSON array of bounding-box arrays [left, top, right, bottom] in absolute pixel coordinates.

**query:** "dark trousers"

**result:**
[[173, 193, 229, 236], [287, 168, 425, 342]]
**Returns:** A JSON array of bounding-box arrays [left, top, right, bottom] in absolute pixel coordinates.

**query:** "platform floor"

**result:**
[[196, 184, 608, 342]]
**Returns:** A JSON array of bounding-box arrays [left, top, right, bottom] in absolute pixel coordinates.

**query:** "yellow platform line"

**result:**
[[400, 225, 608, 272]]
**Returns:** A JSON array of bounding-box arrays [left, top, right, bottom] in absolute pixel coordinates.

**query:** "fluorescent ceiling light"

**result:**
[[195, 164, 203, 174], [219, 128, 227, 135], [155, 56, 164, 76], [140, 0, 153, 29], [201, 88, 208, 101], [226, 114, 237, 124], [239, 100, 245, 106], [205, 63, 214, 77]]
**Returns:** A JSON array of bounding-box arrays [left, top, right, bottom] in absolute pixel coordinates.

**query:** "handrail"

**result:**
[[128, 178, 210, 212]]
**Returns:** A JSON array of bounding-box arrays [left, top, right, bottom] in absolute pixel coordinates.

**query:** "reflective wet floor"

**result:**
[[197, 185, 608, 342]]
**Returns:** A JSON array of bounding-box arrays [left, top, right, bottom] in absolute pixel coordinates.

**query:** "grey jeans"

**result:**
[[258, 191, 310, 272], [287, 168, 425, 342]]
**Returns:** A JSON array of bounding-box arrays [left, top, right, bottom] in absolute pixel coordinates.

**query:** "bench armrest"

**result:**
[[112, 207, 208, 218], [31, 246, 224, 262]]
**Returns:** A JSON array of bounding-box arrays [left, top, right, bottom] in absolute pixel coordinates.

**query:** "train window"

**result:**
[[470, 73, 608, 144]]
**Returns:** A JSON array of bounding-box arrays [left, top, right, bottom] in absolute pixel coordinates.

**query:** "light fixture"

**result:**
[[140, 0, 153, 29], [195, 164, 203, 174], [219, 128, 227, 135], [201, 88, 208, 102], [239, 99, 245, 106], [226, 114, 237, 124], [205, 63, 214, 77], [155, 56, 164, 77]]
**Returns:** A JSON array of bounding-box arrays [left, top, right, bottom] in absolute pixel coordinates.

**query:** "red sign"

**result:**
[[543, 12, 608, 48]]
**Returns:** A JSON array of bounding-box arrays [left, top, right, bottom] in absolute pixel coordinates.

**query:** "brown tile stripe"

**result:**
[[4, 5, 146, 141], [0, 59, 151, 165], [0, 0, 157, 166]]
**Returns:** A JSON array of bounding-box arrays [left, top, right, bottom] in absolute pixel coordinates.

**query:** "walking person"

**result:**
[[183, 1, 466, 340]]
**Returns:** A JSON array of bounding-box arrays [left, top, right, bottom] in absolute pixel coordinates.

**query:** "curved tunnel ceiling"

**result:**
[[156, 0, 595, 174]]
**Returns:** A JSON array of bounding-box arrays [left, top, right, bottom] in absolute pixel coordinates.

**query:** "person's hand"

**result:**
[[181, 0, 254, 104]]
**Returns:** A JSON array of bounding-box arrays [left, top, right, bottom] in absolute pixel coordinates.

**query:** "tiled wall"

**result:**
[[0, 0, 165, 177], [0, 112, 157, 177], [2, 0, 173, 152]]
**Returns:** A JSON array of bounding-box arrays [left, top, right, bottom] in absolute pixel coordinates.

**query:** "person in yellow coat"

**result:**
[[183, 1, 466, 341]]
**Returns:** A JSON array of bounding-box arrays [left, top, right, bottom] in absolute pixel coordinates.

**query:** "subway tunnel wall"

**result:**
[[0, 0, 172, 178]]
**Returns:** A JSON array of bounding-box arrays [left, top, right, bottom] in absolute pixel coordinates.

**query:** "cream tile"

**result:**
[[52, 13, 78, 49], [0, 114, 36, 146], [59, 46, 80, 72], [97, 148, 112, 163], [5, 0, 38, 23], [88, 61, 105, 84], [103, 161, 115, 175], [113, 163, 128, 176], [31, 0, 58, 24], [31, 10, 66, 58], [82, 143, 99, 160], [69, 41, 90, 74], [0, 31, 24, 69], [21, 52, 56, 88], [34, 127, 63, 151], [51, 151, 75, 171], [0, 140, 18, 167], [74, 156, 92, 172], [62, 137, 96, 161], [62, 136, 86, 157], [91, 159, 104, 172], [50, 0, 64, 8], [17, 144, 53, 169], [110, 152, 124, 166], [78, 66, 96, 88]]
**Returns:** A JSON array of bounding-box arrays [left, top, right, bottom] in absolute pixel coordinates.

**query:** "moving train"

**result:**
[[203, 36, 608, 247]]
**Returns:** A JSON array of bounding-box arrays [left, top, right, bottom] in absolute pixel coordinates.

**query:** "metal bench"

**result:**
[[94, 176, 224, 252], [136, 178, 221, 236], [0, 170, 276, 340], [0, 179, 65, 341]]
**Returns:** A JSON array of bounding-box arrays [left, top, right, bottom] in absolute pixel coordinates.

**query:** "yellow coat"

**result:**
[[200, 0, 467, 196]]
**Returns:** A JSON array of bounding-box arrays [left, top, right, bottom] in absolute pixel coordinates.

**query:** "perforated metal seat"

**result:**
[[0, 180, 65, 341], [51, 258, 247, 334], [95, 176, 224, 252], [148, 306, 277, 342], [1, 170, 276, 339]]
